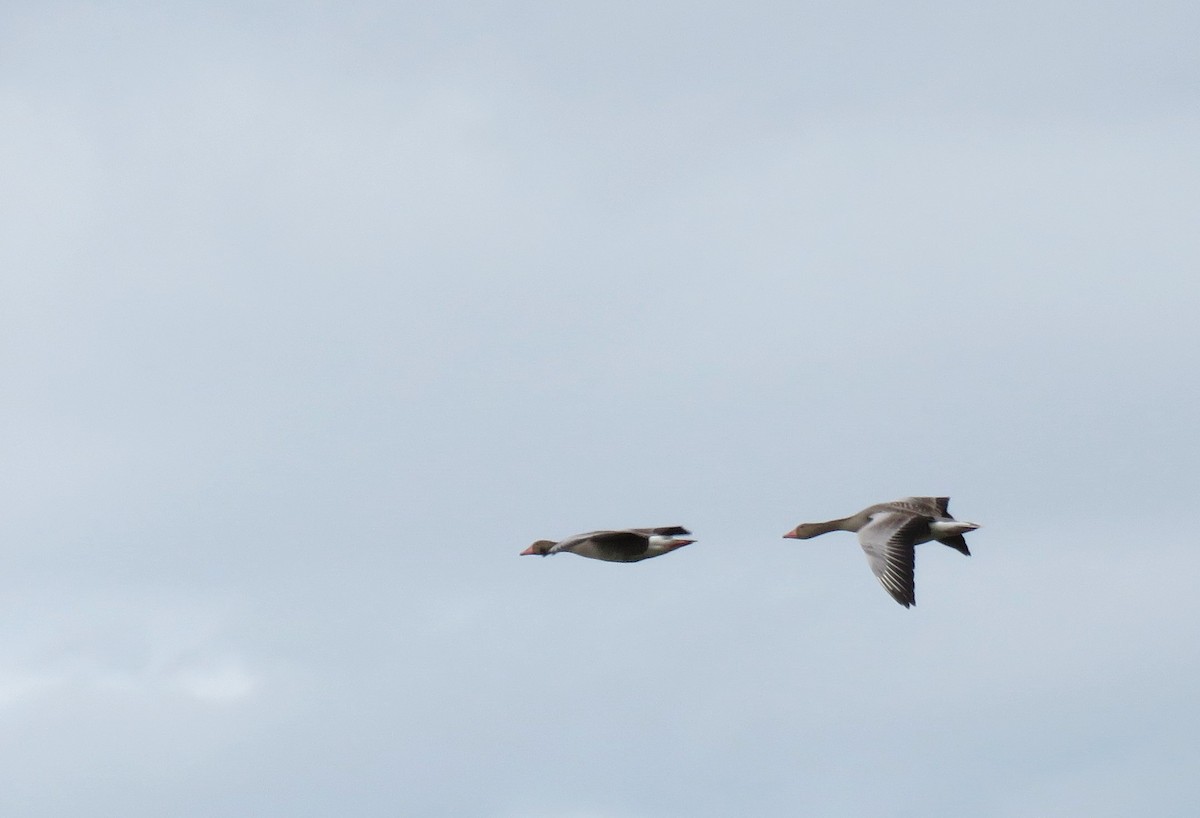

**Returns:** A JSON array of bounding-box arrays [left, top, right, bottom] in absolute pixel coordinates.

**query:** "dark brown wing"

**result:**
[[937, 533, 971, 556], [585, 530, 651, 559], [629, 526, 691, 537]]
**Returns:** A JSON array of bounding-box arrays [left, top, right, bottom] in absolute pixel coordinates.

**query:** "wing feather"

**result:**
[[857, 512, 922, 607], [578, 530, 650, 558], [885, 497, 943, 517]]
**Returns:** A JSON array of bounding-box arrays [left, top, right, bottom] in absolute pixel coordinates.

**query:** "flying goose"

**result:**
[[783, 497, 978, 607], [520, 526, 695, 563]]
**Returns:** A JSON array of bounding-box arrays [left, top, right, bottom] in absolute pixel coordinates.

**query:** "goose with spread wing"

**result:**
[[783, 497, 978, 607]]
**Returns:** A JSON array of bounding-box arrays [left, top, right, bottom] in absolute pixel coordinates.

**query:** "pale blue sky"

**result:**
[[2, 2, 1199, 816]]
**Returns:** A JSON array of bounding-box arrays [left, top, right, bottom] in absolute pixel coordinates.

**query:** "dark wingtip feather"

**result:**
[[939, 534, 972, 556]]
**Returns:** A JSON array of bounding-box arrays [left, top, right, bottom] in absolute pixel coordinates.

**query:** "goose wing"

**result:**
[[857, 512, 926, 608], [885, 497, 947, 517], [937, 533, 971, 556], [629, 526, 691, 537], [551, 529, 650, 559]]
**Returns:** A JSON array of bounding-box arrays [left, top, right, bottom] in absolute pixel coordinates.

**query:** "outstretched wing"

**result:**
[[857, 512, 924, 608], [574, 530, 650, 559]]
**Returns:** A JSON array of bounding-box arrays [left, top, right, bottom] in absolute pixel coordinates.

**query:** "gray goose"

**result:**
[[520, 526, 694, 563], [784, 497, 978, 607]]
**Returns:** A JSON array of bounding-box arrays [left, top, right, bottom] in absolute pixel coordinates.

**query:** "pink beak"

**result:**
[[519, 545, 540, 556], [782, 530, 799, 539]]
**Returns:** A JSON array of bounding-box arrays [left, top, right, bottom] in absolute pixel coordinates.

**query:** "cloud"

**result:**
[[0, 585, 261, 711]]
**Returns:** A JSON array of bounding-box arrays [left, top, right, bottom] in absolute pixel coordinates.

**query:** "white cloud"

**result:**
[[0, 586, 261, 709], [170, 656, 259, 704]]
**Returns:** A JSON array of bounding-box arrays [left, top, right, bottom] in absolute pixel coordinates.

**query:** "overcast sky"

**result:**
[[2, 2, 1199, 816]]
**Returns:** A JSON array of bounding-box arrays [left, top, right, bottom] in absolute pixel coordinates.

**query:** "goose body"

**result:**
[[784, 497, 978, 607], [520, 526, 694, 563]]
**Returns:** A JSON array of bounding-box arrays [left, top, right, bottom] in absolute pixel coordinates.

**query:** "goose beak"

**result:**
[[519, 545, 540, 556], [782, 530, 799, 539]]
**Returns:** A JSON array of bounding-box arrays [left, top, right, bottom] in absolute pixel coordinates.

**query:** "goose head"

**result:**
[[783, 523, 826, 539], [520, 540, 555, 556]]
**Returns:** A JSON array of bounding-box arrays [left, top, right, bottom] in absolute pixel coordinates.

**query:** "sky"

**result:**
[[2, 1, 1199, 815]]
